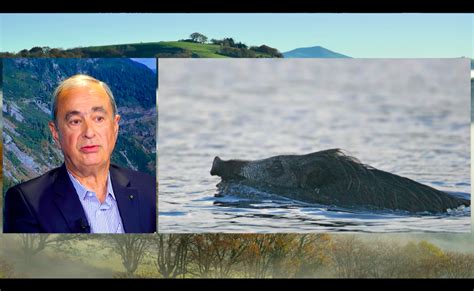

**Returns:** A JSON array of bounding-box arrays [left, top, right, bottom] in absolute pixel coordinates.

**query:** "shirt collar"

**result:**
[[67, 171, 116, 201]]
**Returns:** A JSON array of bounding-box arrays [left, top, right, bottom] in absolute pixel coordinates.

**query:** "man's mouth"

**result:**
[[80, 145, 100, 153]]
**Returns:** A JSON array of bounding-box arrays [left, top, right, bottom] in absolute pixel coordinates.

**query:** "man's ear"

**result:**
[[114, 114, 121, 138], [48, 121, 61, 147]]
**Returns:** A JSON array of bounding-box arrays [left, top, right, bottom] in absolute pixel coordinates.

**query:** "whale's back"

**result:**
[[212, 149, 471, 213]]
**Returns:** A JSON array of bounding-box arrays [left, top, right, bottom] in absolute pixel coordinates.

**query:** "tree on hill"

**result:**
[[222, 38, 235, 47], [210, 39, 223, 45], [211, 38, 246, 48], [250, 45, 283, 58], [18, 49, 29, 57], [218, 46, 256, 58], [28, 47, 43, 54], [189, 32, 208, 44], [234, 42, 248, 49]]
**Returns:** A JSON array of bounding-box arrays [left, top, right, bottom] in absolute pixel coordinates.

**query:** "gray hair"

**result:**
[[51, 74, 118, 125]]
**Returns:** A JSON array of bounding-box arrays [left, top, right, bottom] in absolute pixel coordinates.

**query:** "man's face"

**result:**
[[49, 83, 120, 174]]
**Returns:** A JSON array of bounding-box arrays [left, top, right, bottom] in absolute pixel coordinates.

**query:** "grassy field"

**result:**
[[69, 40, 280, 58], [160, 41, 228, 58], [0, 40, 281, 58], [76, 41, 229, 58]]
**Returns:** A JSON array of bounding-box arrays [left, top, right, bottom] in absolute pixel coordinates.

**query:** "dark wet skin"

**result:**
[[211, 149, 471, 213]]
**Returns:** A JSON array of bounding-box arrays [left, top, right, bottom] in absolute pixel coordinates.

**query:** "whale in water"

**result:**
[[210, 149, 470, 213]]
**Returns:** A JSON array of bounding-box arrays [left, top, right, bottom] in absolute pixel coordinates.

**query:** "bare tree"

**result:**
[[153, 234, 191, 278], [291, 234, 332, 278], [208, 234, 248, 278], [187, 234, 252, 278], [239, 234, 294, 278], [188, 234, 215, 278], [104, 234, 151, 277], [398, 240, 447, 278], [330, 235, 376, 278]]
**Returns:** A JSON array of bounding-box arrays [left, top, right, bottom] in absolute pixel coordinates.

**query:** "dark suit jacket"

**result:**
[[3, 164, 156, 233]]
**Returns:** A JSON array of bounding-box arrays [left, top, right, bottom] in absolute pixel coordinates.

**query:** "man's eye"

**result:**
[[69, 120, 81, 125], [96, 116, 105, 122]]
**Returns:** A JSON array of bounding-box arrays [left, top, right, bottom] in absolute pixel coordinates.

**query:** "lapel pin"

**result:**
[[129, 194, 134, 200]]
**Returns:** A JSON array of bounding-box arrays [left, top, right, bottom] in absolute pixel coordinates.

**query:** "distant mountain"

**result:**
[[283, 46, 350, 58], [2, 58, 157, 193]]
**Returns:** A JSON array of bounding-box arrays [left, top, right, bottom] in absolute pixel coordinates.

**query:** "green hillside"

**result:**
[[156, 41, 227, 57], [76, 41, 226, 58], [1, 40, 283, 58]]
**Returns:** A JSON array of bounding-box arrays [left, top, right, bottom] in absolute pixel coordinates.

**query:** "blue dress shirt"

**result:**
[[67, 171, 124, 233]]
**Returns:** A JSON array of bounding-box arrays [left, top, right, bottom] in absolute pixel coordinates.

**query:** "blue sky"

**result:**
[[1, 13, 472, 57], [131, 58, 156, 70]]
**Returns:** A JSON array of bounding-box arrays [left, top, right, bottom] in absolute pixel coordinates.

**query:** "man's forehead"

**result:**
[[64, 106, 108, 121], [59, 83, 108, 99], [65, 106, 107, 114], [57, 84, 110, 108]]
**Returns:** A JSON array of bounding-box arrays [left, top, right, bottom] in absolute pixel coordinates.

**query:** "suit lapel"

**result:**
[[52, 164, 90, 233], [110, 166, 141, 233]]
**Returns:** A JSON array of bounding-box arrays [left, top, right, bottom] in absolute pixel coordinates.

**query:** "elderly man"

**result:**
[[3, 74, 156, 233]]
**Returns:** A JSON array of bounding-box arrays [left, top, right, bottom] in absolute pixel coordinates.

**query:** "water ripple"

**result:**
[[158, 59, 470, 233]]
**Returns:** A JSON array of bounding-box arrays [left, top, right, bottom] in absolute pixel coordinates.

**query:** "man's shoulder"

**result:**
[[110, 164, 156, 184], [6, 166, 63, 197], [109, 164, 156, 202]]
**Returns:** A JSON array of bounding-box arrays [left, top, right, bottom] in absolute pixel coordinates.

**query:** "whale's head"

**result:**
[[210, 156, 223, 176], [210, 156, 247, 181]]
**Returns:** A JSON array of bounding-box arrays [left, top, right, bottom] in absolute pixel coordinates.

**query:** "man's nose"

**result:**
[[83, 119, 96, 138]]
